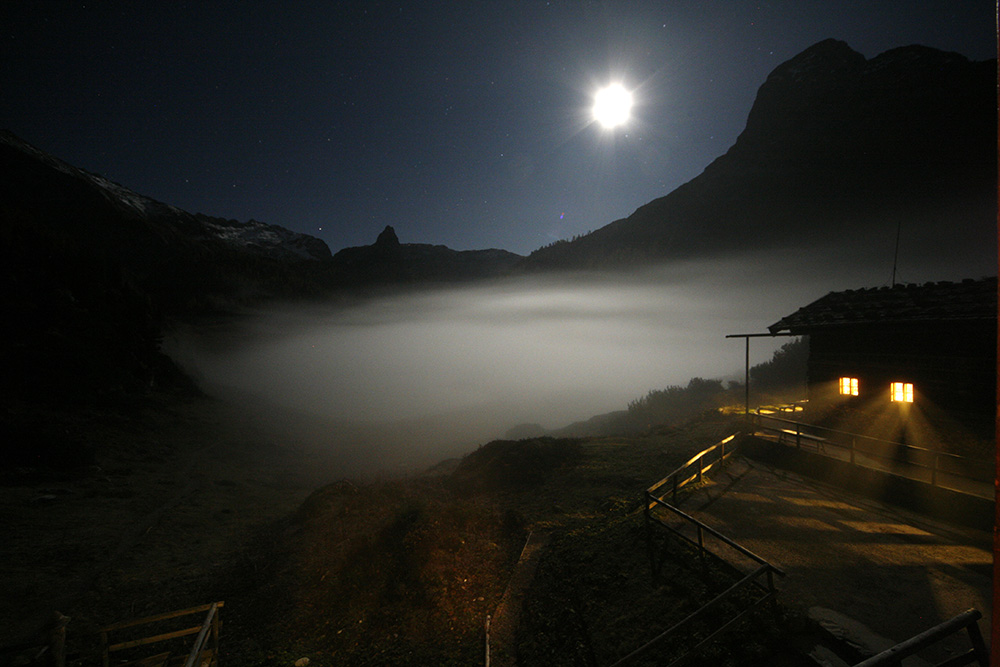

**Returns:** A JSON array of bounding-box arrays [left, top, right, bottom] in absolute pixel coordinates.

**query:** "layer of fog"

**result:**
[[164, 255, 930, 474]]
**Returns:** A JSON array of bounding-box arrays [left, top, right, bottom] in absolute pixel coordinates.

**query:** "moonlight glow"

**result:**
[[592, 83, 633, 128]]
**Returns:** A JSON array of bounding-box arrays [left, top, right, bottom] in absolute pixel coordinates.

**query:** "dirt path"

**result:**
[[672, 456, 992, 663]]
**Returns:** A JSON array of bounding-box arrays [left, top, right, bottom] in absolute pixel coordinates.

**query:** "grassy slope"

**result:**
[[223, 412, 820, 666], [1, 396, 826, 666]]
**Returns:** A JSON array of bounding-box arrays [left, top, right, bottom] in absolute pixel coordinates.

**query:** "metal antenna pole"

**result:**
[[891, 218, 902, 286]]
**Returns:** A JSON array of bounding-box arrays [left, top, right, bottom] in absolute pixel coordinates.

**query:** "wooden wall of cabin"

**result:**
[[804, 320, 995, 440]]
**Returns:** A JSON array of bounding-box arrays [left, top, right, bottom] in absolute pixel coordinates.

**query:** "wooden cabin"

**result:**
[[767, 278, 996, 443]]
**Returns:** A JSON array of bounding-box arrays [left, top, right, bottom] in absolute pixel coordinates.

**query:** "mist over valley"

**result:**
[[167, 255, 890, 472]]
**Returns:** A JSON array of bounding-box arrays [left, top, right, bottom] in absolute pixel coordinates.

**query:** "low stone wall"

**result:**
[[739, 435, 994, 532]]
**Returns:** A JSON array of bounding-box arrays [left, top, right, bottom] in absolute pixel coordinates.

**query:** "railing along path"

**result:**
[[100, 601, 223, 667], [751, 411, 992, 499], [626, 433, 785, 666]]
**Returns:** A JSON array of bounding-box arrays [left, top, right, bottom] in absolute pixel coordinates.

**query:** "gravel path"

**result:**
[[669, 456, 992, 663]]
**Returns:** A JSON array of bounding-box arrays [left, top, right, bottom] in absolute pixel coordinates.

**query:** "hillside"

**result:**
[[0, 399, 825, 666], [221, 413, 824, 666], [524, 40, 997, 274], [0, 132, 521, 408]]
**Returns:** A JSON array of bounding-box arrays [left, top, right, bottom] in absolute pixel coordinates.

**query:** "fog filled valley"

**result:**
[[166, 256, 865, 475], [2, 18, 997, 663]]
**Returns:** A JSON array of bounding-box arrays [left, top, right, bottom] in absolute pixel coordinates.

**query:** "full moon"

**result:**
[[592, 83, 633, 129]]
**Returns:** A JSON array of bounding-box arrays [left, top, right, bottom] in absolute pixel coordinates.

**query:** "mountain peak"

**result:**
[[764, 38, 865, 85], [524, 40, 996, 274], [375, 225, 400, 247]]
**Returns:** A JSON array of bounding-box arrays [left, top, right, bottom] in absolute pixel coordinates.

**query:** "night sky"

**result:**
[[2, 2, 995, 256]]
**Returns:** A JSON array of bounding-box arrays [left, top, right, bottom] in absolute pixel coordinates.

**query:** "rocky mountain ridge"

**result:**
[[524, 40, 997, 274], [0, 130, 332, 264], [330, 225, 523, 286]]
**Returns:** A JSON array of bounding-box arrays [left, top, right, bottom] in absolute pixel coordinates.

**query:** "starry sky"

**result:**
[[1, 1, 995, 256]]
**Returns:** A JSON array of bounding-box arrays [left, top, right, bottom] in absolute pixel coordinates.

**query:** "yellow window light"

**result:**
[[839, 377, 859, 396], [890, 382, 914, 403]]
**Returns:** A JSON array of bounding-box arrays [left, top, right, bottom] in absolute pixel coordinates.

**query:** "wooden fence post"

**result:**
[[48, 612, 69, 667], [101, 630, 110, 667], [211, 607, 221, 666], [644, 491, 658, 581], [965, 616, 989, 666], [484, 615, 491, 667]]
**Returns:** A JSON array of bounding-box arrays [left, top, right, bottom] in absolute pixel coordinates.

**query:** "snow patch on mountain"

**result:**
[[1, 129, 331, 261], [202, 217, 331, 260]]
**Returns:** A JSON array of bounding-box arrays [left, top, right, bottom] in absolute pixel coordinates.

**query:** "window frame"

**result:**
[[889, 381, 914, 403], [839, 376, 859, 396]]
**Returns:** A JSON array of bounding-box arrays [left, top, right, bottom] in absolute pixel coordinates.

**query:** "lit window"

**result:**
[[890, 382, 914, 403], [839, 377, 859, 396]]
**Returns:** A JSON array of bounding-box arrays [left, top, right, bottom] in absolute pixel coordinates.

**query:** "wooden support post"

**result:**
[[744, 336, 750, 416], [965, 616, 990, 666], [644, 492, 661, 582], [48, 612, 69, 667], [484, 615, 491, 667], [211, 607, 221, 666]]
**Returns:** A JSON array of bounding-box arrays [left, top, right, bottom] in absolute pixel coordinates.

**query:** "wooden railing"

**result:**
[[632, 434, 785, 666], [645, 434, 739, 507], [99, 602, 223, 667], [609, 564, 781, 667], [851, 608, 988, 666], [644, 493, 784, 583], [752, 412, 992, 499]]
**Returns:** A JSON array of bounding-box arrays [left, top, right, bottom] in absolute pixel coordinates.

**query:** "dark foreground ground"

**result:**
[[3, 394, 983, 666]]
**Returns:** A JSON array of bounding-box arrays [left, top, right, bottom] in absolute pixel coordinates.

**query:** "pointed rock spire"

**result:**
[[375, 225, 400, 247]]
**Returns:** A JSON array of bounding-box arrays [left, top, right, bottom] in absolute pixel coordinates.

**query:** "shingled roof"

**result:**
[[768, 277, 997, 334]]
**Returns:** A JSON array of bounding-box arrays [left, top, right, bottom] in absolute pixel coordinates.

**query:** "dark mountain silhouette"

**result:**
[[0, 132, 520, 407], [0, 133, 324, 407], [329, 225, 522, 287], [524, 40, 997, 273], [0, 130, 338, 310]]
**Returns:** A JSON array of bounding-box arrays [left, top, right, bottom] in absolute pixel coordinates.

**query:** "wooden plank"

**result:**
[[100, 602, 225, 633], [182, 648, 214, 667], [108, 626, 202, 652], [115, 651, 172, 667], [852, 609, 983, 667], [608, 565, 771, 666], [647, 496, 784, 573], [182, 603, 219, 667], [662, 590, 775, 667], [934, 650, 981, 667], [647, 436, 736, 495]]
